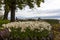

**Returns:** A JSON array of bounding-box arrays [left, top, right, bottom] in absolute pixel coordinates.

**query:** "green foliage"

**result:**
[[0, 20, 10, 26], [0, 0, 2, 8], [0, 0, 44, 21], [1, 0, 44, 10], [4, 0, 11, 11], [36, 0, 44, 7], [43, 19, 59, 25], [10, 27, 49, 40], [4, 4, 10, 12], [41, 0, 44, 3]]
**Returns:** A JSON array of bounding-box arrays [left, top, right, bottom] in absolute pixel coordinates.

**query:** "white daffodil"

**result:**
[[2, 21, 52, 32]]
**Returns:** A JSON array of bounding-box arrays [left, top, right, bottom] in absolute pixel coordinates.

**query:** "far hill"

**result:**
[[16, 18, 59, 24], [42, 19, 59, 24]]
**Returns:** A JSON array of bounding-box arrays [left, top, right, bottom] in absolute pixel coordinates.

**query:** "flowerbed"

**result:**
[[9, 27, 51, 40], [2, 21, 52, 32], [0, 27, 53, 40], [1, 21, 53, 40]]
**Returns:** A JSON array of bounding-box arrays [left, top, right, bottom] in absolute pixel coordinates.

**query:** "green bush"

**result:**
[[0, 20, 10, 26]]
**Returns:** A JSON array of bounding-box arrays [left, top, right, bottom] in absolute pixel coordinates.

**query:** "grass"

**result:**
[[0, 19, 10, 26], [45, 19, 60, 40], [52, 24, 60, 40], [43, 19, 59, 25], [42, 19, 60, 40]]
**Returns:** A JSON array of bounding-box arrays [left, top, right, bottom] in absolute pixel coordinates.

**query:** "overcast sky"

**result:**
[[1, 0, 60, 20]]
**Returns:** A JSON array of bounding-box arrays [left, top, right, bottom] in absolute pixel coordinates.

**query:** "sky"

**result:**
[[0, 0, 60, 20]]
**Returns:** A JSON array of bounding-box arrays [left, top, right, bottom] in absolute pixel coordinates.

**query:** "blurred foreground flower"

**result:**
[[2, 21, 52, 32]]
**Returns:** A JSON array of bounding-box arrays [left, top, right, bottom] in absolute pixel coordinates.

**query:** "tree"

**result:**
[[11, 0, 44, 22], [3, 0, 10, 20], [0, 0, 44, 22], [10, 0, 16, 22], [0, 0, 2, 9], [0, 0, 10, 20]]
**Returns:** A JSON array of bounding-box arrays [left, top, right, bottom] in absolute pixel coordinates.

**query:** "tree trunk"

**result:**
[[3, 10, 9, 20], [3, 4, 9, 20], [10, 2, 16, 22]]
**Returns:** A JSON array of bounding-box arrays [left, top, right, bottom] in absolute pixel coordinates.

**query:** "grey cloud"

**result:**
[[38, 9, 60, 13], [41, 16, 60, 18]]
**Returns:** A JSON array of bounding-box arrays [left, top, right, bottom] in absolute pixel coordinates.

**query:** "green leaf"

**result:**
[[41, 0, 44, 3]]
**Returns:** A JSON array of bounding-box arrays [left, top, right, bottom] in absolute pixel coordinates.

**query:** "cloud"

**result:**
[[40, 0, 60, 10], [1, 0, 60, 20], [39, 9, 60, 13]]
